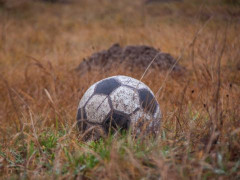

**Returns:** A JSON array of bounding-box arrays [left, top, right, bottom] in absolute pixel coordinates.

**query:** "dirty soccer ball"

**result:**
[[77, 75, 161, 139]]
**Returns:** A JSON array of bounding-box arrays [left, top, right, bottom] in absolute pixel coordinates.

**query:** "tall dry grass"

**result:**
[[0, 0, 240, 179]]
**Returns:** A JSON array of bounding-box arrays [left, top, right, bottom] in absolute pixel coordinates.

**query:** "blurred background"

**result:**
[[0, 0, 239, 71]]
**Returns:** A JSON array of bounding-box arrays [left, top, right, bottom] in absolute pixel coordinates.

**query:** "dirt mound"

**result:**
[[76, 43, 184, 73]]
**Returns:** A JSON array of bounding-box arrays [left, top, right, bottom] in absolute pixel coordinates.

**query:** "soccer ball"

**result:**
[[77, 75, 161, 139]]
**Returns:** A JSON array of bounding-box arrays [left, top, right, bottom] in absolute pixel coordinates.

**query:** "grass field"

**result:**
[[0, 0, 240, 179]]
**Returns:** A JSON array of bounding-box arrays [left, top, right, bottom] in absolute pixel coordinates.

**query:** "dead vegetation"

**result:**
[[0, 0, 240, 179]]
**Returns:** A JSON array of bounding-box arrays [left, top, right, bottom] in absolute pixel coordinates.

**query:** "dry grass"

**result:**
[[0, 0, 240, 179]]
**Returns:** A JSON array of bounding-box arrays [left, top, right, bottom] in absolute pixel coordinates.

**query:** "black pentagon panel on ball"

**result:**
[[76, 108, 87, 132], [103, 110, 130, 133], [94, 78, 121, 96], [138, 88, 158, 114]]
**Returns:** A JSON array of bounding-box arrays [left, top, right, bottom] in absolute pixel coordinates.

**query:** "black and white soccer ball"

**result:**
[[77, 75, 161, 139]]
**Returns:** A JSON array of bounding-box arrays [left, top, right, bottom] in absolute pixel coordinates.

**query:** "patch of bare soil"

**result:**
[[76, 43, 184, 74]]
